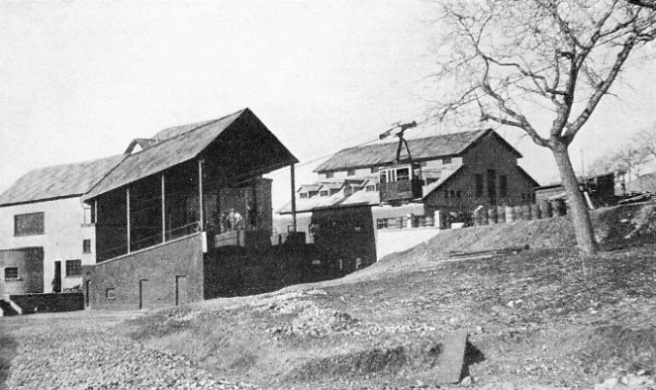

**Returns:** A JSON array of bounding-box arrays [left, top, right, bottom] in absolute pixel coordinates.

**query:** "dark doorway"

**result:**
[[85, 280, 91, 307], [138, 279, 149, 309], [487, 169, 497, 206], [53, 261, 61, 293], [175, 275, 189, 306]]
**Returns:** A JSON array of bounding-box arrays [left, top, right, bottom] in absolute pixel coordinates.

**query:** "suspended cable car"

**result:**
[[377, 121, 423, 204]]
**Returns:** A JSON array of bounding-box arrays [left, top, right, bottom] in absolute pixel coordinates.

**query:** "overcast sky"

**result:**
[[1, 1, 655, 209]]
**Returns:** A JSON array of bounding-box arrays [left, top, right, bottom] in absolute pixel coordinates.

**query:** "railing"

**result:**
[[97, 222, 201, 262]]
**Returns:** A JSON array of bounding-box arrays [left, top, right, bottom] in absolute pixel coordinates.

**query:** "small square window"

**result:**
[[4, 267, 19, 280], [299, 193, 308, 199], [347, 169, 356, 176], [326, 172, 334, 179], [377, 219, 389, 230], [370, 167, 377, 173], [443, 157, 452, 164], [83, 239, 92, 254], [105, 288, 116, 300], [66, 260, 82, 277]]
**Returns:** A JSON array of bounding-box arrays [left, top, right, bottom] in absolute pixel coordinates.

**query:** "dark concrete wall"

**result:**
[[310, 206, 377, 271], [9, 292, 83, 314], [84, 233, 204, 310], [0, 247, 43, 295]]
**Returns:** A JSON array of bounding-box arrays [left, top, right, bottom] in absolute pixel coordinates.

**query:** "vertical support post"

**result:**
[[126, 187, 131, 254], [198, 159, 204, 232], [161, 174, 166, 242], [93, 199, 98, 223], [290, 163, 297, 232]]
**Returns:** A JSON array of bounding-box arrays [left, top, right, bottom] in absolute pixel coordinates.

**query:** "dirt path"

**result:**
[[0, 311, 260, 390]]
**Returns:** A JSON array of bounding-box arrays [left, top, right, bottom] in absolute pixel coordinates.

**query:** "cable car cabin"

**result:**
[[379, 163, 423, 204]]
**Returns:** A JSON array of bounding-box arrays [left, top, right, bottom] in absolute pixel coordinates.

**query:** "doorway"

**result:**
[[138, 279, 149, 309], [53, 261, 61, 293], [175, 275, 188, 306]]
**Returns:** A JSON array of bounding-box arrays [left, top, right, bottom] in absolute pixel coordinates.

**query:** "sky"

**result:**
[[1, 1, 655, 209]]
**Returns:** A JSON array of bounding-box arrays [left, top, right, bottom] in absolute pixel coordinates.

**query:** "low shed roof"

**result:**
[[0, 154, 125, 207]]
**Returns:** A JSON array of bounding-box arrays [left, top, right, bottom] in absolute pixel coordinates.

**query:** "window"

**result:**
[[426, 177, 438, 185], [443, 157, 452, 164], [14, 212, 44, 236], [66, 260, 82, 277], [83, 239, 92, 254], [456, 190, 461, 199], [326, 171, 334, 179], [396, 168, 409, 181], [449, 190, 455, 198], [4, 267, 19, 280], [370, 167, 377, 173], [365, 185, 376, 192], [347, 168, 356, 176], [475, 174, 483, 198], [444, 190, 449, 198], [320, 190, 329, 197], [105, 288, 116, 300], [521, 193, 526, 200], [500, 175, 508, 198], [377, 219, 389, 230], [380, 171, 388, 183], [299, 193, 308, 199]]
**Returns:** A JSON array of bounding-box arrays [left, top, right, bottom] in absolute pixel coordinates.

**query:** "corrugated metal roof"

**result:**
[[0, 154, 125, 207], [315, 129, 494, 173], [84, 108, 296, 201]]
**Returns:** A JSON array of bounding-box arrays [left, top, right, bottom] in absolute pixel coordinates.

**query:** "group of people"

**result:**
[[220, 208, 243, 233]]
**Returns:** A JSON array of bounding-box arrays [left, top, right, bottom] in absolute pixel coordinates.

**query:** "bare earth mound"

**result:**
[[115, 203, 656, 390]]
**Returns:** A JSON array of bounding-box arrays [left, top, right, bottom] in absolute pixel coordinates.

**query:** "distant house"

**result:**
[[81, 108, 299, 309], [277, 129, 539, 264], [0, 155, 125, 296], [535, 172, 616, 208]]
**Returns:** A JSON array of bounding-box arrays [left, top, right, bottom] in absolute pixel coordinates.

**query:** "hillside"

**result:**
[[116, 203, 656, 390]]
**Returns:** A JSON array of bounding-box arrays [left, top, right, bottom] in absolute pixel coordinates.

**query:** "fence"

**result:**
[[472, 200, 566, 226], [375, 200, 567, 231]]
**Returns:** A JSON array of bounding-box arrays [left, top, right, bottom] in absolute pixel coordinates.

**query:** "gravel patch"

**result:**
[[2, 313, 260, 390]]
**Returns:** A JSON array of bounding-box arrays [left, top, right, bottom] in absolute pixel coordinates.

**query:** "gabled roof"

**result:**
[[315, 129, 520, 173], [421, 165, 464, 199], [0, 154, 125, 207], [84, 108, 297, 201]]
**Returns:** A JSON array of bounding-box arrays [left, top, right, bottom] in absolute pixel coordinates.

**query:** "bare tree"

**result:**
[[430, 0, 656, 255], [626, 0, 656, 10]]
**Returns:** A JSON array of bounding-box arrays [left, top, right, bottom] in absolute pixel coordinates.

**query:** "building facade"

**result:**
[[0, 155, 124, 295], [278, 129, 539, 263]]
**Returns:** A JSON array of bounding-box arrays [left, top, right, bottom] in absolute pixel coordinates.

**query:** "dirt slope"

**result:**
[[116, 203, 656, 390]]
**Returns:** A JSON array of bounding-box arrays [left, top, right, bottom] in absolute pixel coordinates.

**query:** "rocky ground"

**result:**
[[2, 204, 655, 390], [0, 312, 260, 390]]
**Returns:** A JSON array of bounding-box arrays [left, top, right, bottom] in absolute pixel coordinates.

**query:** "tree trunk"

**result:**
[[552, 142, 598, 256]]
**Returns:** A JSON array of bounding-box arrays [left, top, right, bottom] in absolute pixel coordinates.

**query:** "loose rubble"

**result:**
[[2, 315, 260, 390]]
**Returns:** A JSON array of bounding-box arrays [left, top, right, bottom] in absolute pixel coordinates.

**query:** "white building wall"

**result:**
[[0, 197, 95, 292]]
